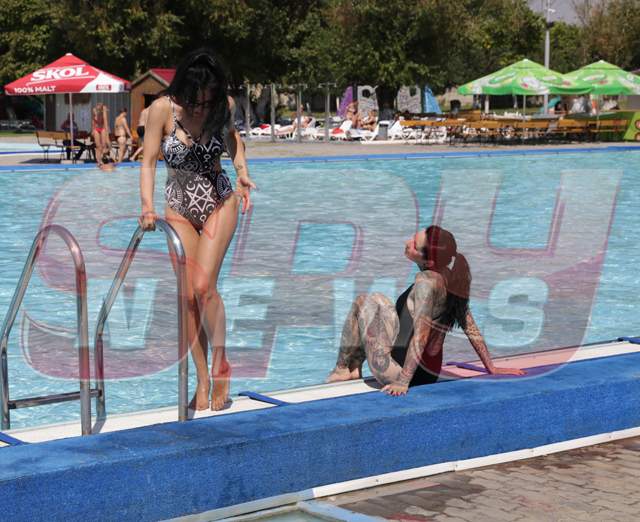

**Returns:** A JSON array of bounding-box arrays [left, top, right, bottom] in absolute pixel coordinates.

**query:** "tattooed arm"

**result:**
[[225, 96, 255, 213], [463, 311, 525, 376], [383, 272, 444, 396]]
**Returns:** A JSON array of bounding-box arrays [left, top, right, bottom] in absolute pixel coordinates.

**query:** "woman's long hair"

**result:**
[[424, 225, 471, 330], [165, 48, 230, 137]]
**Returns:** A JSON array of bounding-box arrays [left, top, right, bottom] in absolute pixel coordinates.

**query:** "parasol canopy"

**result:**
[[458, 59, 591, 96], [564, 60, 640, 96], [4, 53, 129, 95]]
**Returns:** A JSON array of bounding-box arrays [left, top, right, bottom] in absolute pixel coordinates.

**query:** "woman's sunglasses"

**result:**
[[184, 99, 217, 109]]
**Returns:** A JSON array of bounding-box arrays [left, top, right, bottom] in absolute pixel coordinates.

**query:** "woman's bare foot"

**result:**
[[211, 359, 231, 411], [326, 365, 361, 383], [189, 378, 210, 410], [211, 377, 230, 411]]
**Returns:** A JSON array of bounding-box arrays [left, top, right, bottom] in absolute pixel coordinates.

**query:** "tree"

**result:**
[[548, 21, 582, 73], [0, 0, 65, 86], [574, 0, 640, 69], [57, 0, 185, 79]]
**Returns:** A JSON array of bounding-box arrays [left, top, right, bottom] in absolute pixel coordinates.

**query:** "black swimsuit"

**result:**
[[162, 98, 233, 226], [391, 284, 443, 387]]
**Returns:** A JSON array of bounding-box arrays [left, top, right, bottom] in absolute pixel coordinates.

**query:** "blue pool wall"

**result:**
[[1, 144, 640, 172], [0, 352, 639, 521]]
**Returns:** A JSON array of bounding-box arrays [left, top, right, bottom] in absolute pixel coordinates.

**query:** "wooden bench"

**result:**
[[588, 118, 629, 140], [461, 120, 503, 144], [548, 119, 590, 141], [513, 120, 550, 142], [35, 131, 66, 162]]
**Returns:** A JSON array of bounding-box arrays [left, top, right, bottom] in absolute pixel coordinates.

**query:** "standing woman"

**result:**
[[131, 106, 150, 161], [139, 49, 255, 410], [92, 102, 111, 168], [114, 108, 133, 163]]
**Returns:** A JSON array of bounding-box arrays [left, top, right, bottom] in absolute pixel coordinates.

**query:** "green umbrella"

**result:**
[[458, 59, 591, 96], [564, 60, 640, 95]]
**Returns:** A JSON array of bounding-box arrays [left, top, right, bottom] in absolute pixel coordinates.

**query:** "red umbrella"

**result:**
[[4, 53, 130, 149]]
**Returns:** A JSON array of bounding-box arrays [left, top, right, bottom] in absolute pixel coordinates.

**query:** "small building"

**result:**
[[130, 68, 175, 128]]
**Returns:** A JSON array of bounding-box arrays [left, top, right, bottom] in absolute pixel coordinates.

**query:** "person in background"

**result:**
[[346, 101, 359, 127], [61, 113, 87, 161], [92, 102, 111, 168], [360, 109, 378, 131], [276, 105, 312, 137], [601, 97, 619, 112], [114, 108, 133, 163], [131, 106, 150, 161]]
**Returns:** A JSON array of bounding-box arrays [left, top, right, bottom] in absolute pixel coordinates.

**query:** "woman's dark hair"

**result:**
[[165, 48, 230, 136], [424, 225, 471, 330]]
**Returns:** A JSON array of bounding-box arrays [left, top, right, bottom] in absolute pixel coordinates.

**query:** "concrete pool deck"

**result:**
[[1, 134, 640, 167], [325, 436, 640, 521]]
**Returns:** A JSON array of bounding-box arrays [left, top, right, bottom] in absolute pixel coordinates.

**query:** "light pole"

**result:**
[[543, 0, 555, 114]]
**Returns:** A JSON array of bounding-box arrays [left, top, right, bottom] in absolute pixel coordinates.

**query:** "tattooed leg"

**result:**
[[359, 293, 403, 386], [327, 295, 367, 382]]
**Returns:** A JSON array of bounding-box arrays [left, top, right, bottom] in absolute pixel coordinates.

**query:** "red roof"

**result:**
[[150, 68, 175, 85]]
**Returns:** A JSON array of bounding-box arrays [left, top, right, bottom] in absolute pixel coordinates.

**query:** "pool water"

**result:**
[[1, 150, 639, 428], [0, 140, 41, 152]]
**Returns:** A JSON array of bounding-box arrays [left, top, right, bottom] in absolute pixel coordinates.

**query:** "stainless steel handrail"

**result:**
[[0, 225, 94, 434], [94, 219, 189, 421]]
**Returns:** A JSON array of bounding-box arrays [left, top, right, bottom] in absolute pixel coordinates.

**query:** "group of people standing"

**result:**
[[138, 48, 524, 411], [61, 103, 149, 169]]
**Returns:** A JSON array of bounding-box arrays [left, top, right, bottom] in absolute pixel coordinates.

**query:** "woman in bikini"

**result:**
[[139, 48, 255, 411], [131, 106, 150, 161], [92, 102, 111, 168], [114, 108, 133, 163], [327, 226, 524, 395]]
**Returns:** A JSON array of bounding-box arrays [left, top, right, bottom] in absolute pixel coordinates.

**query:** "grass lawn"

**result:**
[[0, 130, 36, 137]]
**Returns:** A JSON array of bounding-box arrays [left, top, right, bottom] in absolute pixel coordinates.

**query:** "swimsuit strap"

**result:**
[[167, 96, 178, 134]]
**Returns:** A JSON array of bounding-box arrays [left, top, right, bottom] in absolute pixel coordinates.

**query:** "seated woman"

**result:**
[[360, 109, 378, 131], [345, 101, 359, 127], [327, 225, 524, 395]]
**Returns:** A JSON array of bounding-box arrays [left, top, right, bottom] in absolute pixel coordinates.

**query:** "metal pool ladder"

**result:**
[[94, 219, 190, 422], [0, 224, 100, 435], [0, 219, 190, 436]]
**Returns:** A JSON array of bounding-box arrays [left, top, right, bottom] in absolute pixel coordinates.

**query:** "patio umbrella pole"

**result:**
[[69, 93, 74, 162]]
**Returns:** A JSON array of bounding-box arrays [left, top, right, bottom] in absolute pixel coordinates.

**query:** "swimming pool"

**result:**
[[0, 140, 41, 153], [1, 149, 639, 428]]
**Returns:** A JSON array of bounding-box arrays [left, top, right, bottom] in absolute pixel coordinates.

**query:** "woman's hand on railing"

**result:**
[[139, 210, 158, 231]]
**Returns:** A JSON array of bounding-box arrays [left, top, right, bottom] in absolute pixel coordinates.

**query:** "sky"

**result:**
[[527, 0, 580, 24]]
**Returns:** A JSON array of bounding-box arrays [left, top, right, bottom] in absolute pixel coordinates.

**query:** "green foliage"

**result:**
[[56, 0, 184, 79], [0, 0, 64, 84], [2, 0, 638, 99], [548, 22, 583, 73], [574, 0, 640, 69]]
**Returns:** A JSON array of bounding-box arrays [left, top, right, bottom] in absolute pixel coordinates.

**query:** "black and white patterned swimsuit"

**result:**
[[162, 98, 234, 226]]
